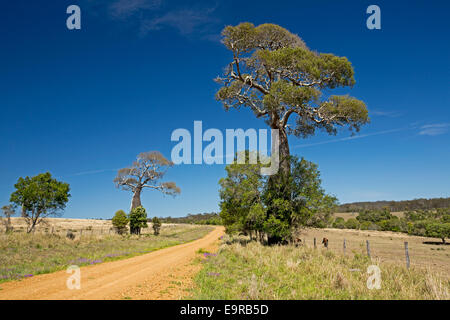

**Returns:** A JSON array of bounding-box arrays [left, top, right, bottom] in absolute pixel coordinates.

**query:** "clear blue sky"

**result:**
[[1, 0, 449, 219]]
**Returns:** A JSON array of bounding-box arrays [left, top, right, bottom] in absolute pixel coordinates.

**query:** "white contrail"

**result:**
[[293, 126, 415, 149]]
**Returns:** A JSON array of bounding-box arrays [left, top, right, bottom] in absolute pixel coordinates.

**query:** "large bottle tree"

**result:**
[[114, 151, 181, 211], [215, 23, 370, 175]]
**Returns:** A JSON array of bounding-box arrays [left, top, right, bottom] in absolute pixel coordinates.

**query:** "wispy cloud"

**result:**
[[293, 127, 413, 149], [140, 6, 218, 36], [108, 0, 162, 19], [370, 110, 402, 118], [419, 123, 450, 136], [64, 168, 119, 178], [84, 0, 220, 39]]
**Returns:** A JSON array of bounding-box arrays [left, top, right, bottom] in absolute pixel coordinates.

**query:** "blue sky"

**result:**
[[0, 0, 449, 219]]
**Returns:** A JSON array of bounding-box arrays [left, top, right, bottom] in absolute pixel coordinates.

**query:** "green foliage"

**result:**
[[152, 217, 162, 235], [112, 210, 129, 235], [128, 206, 148, 235], [344, 218, 360, 230], [158, 212, 222, 225], [425, 223, 450, 243], [219, 151, 265, 236], [339, 198, 450, 212], [334, 207, 449, 243], [10, 172, 70, 233], [219, 153, 336, 243], [356, 208, 393, 223], [332, 217, 346, 229], [216, 22, 369, 138]]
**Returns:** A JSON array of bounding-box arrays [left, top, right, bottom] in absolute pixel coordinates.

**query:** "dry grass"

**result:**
[[300, 227, 449, 279], [190, 235, 449, 300], [0, 223, 213, 283], [4, 217, 168, 236]]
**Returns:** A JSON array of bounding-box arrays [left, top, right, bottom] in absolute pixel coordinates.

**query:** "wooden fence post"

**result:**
[[366, 240, 371, 260], [404, 242, 410, 269], [314, 237, 316, 249], [343, 239, 346, 256]]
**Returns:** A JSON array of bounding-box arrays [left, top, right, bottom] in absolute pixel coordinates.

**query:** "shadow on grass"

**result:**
[[422, 241, 448, 246]]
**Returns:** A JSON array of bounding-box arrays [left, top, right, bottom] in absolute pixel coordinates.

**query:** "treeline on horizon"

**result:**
[[157, 212, 222, 225], [338, 197, 450, 212]]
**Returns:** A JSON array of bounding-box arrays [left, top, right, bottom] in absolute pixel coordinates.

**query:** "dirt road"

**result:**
[[0, 226, 224, 300]]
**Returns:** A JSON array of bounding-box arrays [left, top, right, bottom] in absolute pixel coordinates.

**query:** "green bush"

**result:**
[[345, 218, 360, 230], [112, 210, 129, 234], [128, 206, 148, 235], [151, 217, 162, 235], [332, 217, 346, 229]]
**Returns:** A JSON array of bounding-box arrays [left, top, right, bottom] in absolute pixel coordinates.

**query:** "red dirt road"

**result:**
[[0, 226, 224, 300]]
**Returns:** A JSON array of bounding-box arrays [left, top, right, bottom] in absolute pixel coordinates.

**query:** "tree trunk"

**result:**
[[278, 127, 291, 176], [266, 126, 291, 245], [131, 187, 142, 211]]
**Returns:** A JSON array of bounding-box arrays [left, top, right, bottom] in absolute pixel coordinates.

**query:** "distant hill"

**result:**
[[338, 197, 450, 212]]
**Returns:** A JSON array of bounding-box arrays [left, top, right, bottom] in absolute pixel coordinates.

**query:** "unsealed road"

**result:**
[[0, 226, 224, 300]]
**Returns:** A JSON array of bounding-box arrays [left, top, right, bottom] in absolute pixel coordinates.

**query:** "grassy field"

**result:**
[[190, 235, 449, 300], [300, 227, 449, 278], [0, 223, 213, 283]]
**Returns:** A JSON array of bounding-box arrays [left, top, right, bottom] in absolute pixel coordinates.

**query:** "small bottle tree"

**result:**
[[128, 206, 148, 235], [152, 217, 162, 235]]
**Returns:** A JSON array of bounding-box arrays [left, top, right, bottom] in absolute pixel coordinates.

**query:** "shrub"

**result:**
[[332, 217, 346, 229], [152, 217, 162, 235], [128, 206, 148, 235], [345, 218, 360, 230], [112, 210, 129, 235]]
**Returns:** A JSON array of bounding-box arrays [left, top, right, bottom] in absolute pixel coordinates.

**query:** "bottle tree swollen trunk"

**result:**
[[266, 126, 292, 245], [131, 187, 142, 211]]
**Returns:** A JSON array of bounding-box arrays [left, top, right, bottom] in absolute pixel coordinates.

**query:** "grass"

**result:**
[[301, 227, 450, 278], [190, 235, 449, 300], [0, 224, 213, 283]]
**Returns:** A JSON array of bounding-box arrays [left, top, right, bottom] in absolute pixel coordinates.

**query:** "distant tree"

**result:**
[[345, 218, 360, 229], [10, 172, 70, 233], [114, 151, 181, 211], [1, 205, 15, 233], [128, 206, 148, 235], [112, 210, 129, 235], [152, 217, 162, 235], [425, 222, 450, 244], [332, 217, 346, 229]]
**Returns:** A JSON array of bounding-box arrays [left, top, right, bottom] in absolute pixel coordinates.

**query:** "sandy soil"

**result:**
[[0, 226, 224, 300]]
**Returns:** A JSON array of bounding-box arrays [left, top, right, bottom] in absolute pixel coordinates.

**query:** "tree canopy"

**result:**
[[10, 172, 70, 233], [215, 22, 369, 173], [114, 151, 181, 210]]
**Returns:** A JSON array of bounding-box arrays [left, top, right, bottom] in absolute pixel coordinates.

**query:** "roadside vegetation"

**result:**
[[191, 235, 449, 300], [0, 224, 213, 283]]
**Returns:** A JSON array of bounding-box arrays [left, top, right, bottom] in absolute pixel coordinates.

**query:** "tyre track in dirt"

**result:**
[[0, 226, 224, 300]]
